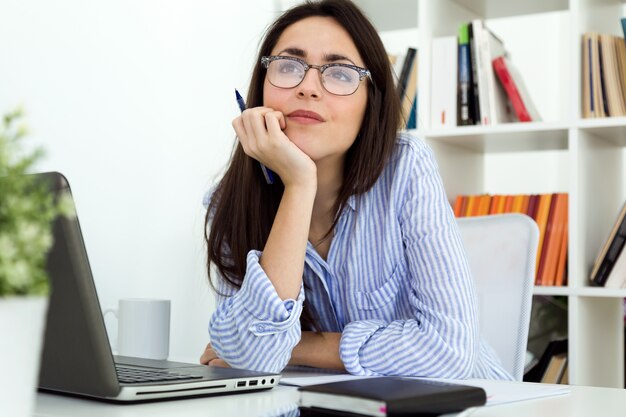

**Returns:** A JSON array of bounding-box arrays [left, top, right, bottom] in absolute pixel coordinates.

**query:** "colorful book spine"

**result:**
[[492, 56, 540, 122], [452, 192, 569, 286], [458, 23, 475, 125]]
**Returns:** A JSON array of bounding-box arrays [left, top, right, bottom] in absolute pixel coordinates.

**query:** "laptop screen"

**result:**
[[38, 172, 120, 397]]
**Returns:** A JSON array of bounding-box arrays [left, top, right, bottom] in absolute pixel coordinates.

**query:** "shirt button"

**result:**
[[256, 325, 265, 333]]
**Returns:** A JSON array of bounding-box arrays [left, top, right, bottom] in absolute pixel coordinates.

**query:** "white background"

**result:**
[[0, 0, 278, 362]]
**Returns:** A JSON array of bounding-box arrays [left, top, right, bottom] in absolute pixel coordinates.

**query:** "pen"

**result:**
[[235, 89, 275, 185]]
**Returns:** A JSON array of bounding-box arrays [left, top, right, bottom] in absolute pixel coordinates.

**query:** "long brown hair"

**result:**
[[205, 0, 401, 330]]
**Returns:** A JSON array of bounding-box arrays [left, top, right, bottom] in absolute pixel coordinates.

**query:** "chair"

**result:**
[[456, 213, 539, 381]]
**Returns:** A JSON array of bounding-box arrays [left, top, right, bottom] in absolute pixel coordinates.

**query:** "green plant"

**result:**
[[0, 108, 72, 296]]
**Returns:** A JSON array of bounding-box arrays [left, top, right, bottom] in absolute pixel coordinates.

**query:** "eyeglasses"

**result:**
[[261, 55, 372, 96]]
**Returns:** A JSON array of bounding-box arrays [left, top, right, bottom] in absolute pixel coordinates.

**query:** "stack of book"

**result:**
[[453, 193, 568, 286], [589, 201, 626, 288], [524, 339, 569, 384], [390, 47, 418, 129], [430, 20, 540, 129], [582, 20, 626, 119]]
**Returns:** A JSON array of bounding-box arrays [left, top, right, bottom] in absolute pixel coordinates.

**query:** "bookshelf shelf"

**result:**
[[577, 118, 626, 145], [422, 122, 569, 152], [576, 287, 626, 298], [359, 0, 626, 388], [533, 286, 575, 297]]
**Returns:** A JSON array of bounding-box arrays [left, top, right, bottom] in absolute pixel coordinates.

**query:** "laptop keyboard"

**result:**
[[115, 365, 204, 384]]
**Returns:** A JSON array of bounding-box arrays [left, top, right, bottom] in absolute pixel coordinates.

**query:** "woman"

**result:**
[[201, 0, 511, 380]]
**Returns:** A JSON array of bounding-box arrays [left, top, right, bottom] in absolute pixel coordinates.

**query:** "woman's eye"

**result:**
[[278, 61, 302, 74], [326, 67, 355, 82]]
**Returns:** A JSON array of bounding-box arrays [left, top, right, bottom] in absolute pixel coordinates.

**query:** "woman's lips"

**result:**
[[287, 110, 325, 124]]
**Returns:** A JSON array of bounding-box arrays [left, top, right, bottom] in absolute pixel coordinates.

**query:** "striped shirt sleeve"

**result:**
[[208, 250, 304, 373], [339, 140, 479, 378]]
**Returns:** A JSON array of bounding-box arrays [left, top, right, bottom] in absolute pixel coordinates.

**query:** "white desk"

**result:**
[[35, 381, 626, 417]]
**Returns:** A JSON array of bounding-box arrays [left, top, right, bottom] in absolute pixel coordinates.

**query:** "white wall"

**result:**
[[0, 0, 277, 362]]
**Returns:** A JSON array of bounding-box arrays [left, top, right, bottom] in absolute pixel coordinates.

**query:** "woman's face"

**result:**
[[263, 16, 368, 165]]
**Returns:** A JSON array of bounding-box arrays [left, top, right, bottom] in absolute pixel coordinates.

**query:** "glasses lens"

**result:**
[[267, 58, 305, 88], [321, 65, 361, 95]]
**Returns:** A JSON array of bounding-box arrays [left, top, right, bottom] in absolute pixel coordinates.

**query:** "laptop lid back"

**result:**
[[38, 172, 120, 397]]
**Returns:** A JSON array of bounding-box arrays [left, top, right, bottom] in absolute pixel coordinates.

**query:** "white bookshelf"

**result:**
[[358, 0, 626, 387]]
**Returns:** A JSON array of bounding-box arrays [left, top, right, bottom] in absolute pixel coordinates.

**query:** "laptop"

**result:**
[[37, 172, 280, 402]]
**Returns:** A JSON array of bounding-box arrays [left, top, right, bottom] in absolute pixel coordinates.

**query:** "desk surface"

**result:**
[[35, 381, 626, 417]]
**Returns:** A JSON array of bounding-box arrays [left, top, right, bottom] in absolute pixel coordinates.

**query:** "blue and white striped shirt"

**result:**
[[206, 133, 512, 380]]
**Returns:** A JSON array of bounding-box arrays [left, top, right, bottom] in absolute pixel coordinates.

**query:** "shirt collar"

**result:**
[[346, 194, 357, 212]]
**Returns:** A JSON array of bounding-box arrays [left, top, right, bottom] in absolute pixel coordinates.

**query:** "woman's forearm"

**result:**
[[289, 331, 345, 371], [260, 182, 316, 300]]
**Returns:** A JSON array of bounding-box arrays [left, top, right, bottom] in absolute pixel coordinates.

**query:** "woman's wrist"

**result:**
[[290, 331, 345, 371]]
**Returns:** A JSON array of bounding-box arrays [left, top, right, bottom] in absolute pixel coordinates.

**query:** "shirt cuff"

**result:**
[[239, 250, 305, 335], [340, 320, 386, 375]]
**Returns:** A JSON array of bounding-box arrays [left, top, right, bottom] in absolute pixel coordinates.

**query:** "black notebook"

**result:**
[[298, 377, 486, 417]]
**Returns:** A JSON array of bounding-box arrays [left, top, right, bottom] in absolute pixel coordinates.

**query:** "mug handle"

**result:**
[[102, 308, 118, 351]]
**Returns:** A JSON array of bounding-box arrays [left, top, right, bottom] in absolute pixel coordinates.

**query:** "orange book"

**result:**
[[470, 195, 486, 217], [453, 195, 464, 217], [503, 195, 515, 213], [520, 194, 531, 214], [465, 195, 477, 217], [542, 194, 568, 286], [534, 193, 554, 281], [459, 195, 469, 217], [488, 195, 500, 215], [495, 194, 507, 214], [511, 194, 524, 213], [554, 194, 569, 286], [478, 194, 491, 216], [527, 194, 539, 219], [537, 193, 558, 285]]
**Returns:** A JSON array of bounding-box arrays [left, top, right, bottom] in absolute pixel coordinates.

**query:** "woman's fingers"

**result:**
[[207, 358, 230, 368], [265, 111, 286, 137], [199, 342, 218, 365]]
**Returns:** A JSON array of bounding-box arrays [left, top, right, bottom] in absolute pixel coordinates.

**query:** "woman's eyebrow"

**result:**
[[278, 47, 306, 57], [277, 48, 357, 65], [324, 53, 356, 65]]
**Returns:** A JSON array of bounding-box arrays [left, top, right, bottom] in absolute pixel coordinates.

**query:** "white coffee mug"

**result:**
[[104, 298, 170, 360]]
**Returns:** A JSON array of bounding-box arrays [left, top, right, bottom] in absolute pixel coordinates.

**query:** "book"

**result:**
[[540, 353, 568, 384], [614, 35, 626, 112], [397, 48, 417, 111], [582, 32, 606, 118], [598, 34, 626, 117], [298, 377, 486, 417], [458, 23, 475, 125], [590, 201, 626, 286], [524, 339, 568, 383], [400, 50, 418, 128], [554, 222, 569, 286], [536, 193, 558, 285], [468, 22, 482, 125], [430, 36, 458, 128], [471, 20, 512, 125], [492, 56, 541, 122], [553, 193, 569, 286], [534, 194, 554, 282], [604, 239, 626, 288], [406, 96, 417, 129], [453, 195, 464, 217]]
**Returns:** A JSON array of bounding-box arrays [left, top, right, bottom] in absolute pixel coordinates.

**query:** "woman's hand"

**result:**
[[199, 342, 230, 368], [289, 331, 345, 371], [232, 106, 317, 188]]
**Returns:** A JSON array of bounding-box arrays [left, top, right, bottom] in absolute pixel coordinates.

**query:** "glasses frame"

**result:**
[[260, 55, 372, 96]]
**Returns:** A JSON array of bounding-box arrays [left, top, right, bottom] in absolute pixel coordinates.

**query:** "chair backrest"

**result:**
[[456, 213, 539, 381]]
